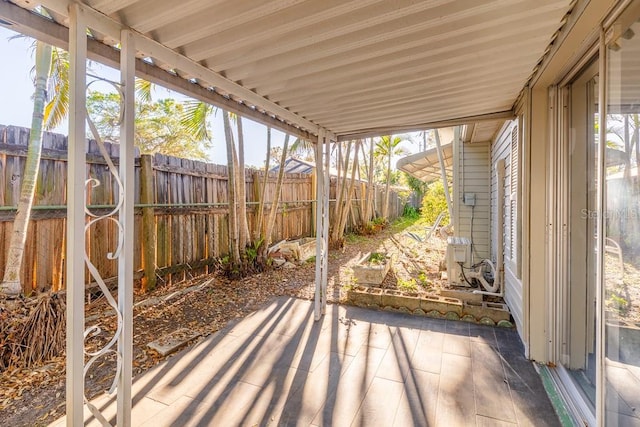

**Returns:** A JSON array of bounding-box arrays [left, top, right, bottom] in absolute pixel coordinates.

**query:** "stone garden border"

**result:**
[[345, 285, 513, 327]]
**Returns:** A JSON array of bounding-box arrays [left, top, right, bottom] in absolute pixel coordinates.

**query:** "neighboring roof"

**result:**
[[269, 157, 344, 179], [3, 0, 573, 140], [270, 158, 316, 175], [397, 141, 629, 185], [396, 142, 453, 183]]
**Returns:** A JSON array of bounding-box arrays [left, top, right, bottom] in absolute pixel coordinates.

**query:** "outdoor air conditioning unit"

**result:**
[[446, 236, 471, 286]]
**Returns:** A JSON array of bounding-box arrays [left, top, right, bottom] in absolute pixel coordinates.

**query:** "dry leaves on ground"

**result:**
[[0, 218, 447, 426]]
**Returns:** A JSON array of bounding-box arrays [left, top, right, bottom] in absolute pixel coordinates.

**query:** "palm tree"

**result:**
[[235, 115, 249, 250], [289, 138, 315, 161], [375, 135, 406, 219], [180, 102, 249, 268], [222, 111, 241, 268], [1, 41, 55, 297], [264, 134, 290, 250], [331, 139, 361, 245], [253, 127, 271, 246]]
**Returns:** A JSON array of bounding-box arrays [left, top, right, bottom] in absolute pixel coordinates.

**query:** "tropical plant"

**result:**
[[375, 135, 406, 219], [1, 41, 52, 297], [404, 172, 429, 203], [222, 111, 241, 270], [178, 102, 254, 271], [365, 137, 375, 222], [253, 127, 272, 245], [235, 115, 249, 251], [87, 92, 212, 159], [421, 180, 450, 226], [289, 137, 315, 161], [264, 134, 290, 250], [331, 139, 361, 246]]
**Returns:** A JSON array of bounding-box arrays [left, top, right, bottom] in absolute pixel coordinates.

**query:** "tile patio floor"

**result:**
[[53, 296, 560, 426]]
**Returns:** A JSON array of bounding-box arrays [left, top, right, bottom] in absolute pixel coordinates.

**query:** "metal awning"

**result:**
[[2, 0, 573, 141], [0, 1, 578, 424], [397, 142, 453, 183]]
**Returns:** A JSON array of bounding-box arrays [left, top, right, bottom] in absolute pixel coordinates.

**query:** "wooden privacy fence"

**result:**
[[0, 125, 407, 294]]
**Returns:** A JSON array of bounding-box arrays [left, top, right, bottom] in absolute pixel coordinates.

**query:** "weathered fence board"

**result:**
[[0, 125, 408, 294]]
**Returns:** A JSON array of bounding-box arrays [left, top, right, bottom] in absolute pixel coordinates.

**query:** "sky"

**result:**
[[0, 26, 419, 168]]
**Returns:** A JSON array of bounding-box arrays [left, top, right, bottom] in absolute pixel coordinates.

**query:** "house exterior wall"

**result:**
[[525, 0, 618, 364], [454, 141, 491, 262], [491, 120, 525, 339]]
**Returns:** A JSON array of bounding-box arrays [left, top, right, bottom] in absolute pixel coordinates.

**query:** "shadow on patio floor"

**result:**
[[51, 296, 560, 427]]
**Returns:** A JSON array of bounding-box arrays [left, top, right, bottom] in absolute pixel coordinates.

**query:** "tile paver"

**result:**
[[51, 296, 561, 427]]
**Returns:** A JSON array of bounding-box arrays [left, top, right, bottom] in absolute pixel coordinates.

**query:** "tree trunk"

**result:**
[[634, 115, 640, 195], [236, 116, 249, 250], [1, 42, 52, 297], [223, 111, 240, 265], [624, 115, 632, 179], [333, 141, 343, 219], [367, 137, 375, 221], [335, 140, 360, 242], [265, 134, 290, 247], [331, 141, 352, 242], [253, 127, 271, 245], [383, 138, 392, 219]]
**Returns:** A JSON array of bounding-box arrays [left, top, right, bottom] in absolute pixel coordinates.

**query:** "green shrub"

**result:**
[[402, 204, 420, 219], [397, 278, 418, 292], [421, 180, 450, 225]]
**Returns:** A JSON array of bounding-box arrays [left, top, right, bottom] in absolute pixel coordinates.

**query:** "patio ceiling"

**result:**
[[4, 0, 573, 140]]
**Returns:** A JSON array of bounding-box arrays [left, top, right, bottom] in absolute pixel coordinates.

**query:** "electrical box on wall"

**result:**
[[446, 236, 471, 286], [463, 193, 476, 206]]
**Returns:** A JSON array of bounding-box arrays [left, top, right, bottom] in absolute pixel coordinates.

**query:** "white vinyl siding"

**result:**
[[491, 120, 523, 335], [455, 141, 491, 261]]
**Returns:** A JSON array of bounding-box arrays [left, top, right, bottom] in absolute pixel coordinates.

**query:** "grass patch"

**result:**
[[345, 233, 368, 244], [391, 215, 420, 232]]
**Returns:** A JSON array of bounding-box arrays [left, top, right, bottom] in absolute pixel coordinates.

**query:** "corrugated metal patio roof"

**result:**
[[4, 0, 573, 140], [397, 142, 453, 183]]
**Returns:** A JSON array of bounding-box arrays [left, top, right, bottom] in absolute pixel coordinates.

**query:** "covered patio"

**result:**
[[0, 0, 576, 424], [52, 297, 560, 426]]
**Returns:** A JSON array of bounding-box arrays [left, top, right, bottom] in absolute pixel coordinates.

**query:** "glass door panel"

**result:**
[[564, 62, 599, 413], [605, 11, 640, 426]]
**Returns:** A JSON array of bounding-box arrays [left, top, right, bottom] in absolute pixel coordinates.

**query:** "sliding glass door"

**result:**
[[558, 60, 599, 418], [604, 7, 640, 425]]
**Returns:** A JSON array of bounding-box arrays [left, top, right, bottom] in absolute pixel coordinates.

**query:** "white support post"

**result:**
[[434, 128, 453, 221], [321, 134, 330, 314], [314, 129, 325, 321], [66, 3, 86, 425], [117, 29, 135, 427]]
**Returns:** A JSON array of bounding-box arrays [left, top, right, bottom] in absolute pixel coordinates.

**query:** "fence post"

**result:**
[[140, 154, 156, 291]]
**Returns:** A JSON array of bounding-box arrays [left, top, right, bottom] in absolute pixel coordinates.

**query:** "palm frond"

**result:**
[[179, 100, 213, 142], [43, 47, 69, 130], [135, 78, 154, 103]]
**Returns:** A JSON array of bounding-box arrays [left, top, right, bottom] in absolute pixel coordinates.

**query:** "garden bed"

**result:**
[[345, 285, 512, 327], [352, 251, 393, 286]]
